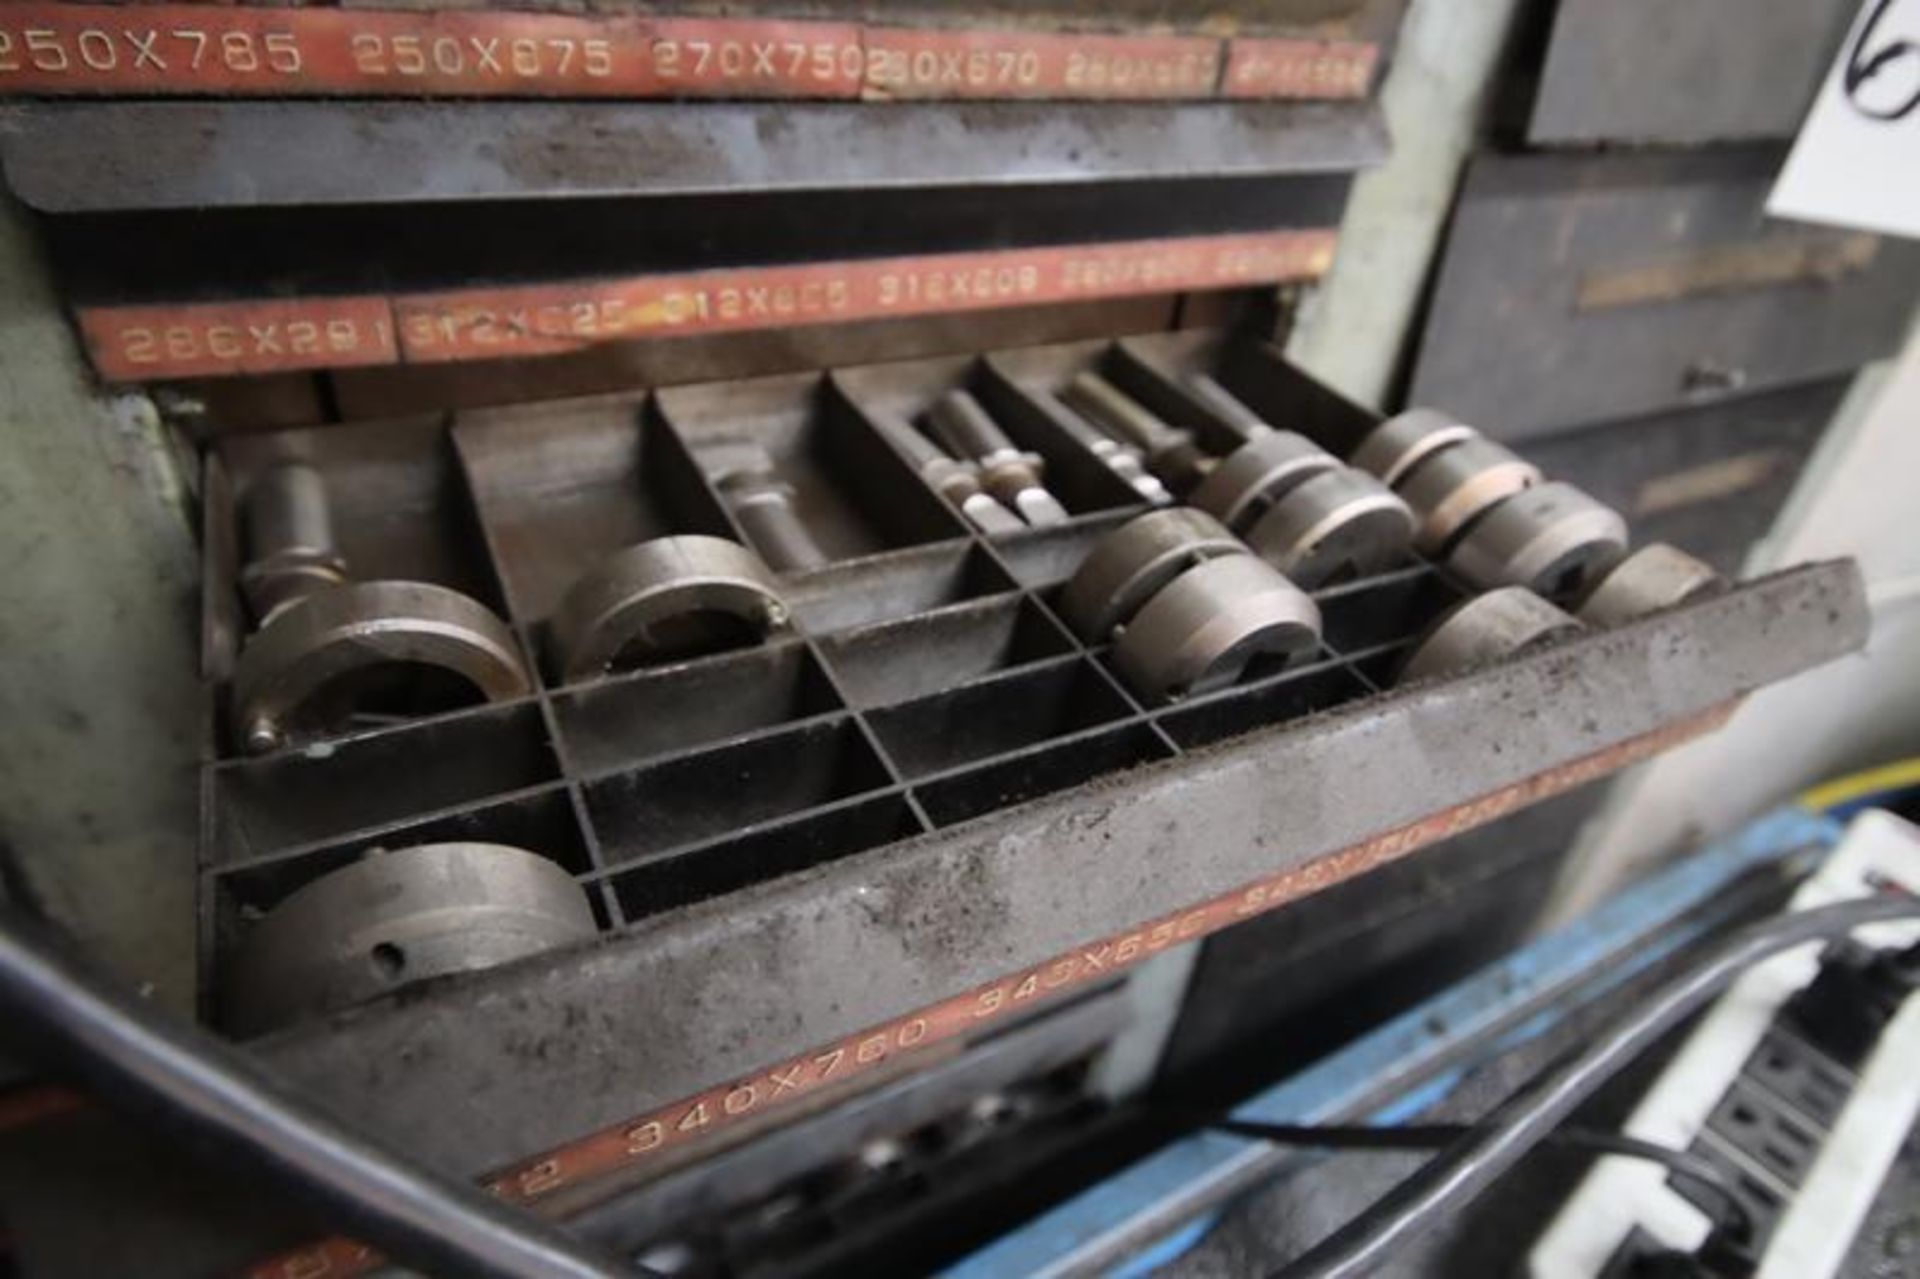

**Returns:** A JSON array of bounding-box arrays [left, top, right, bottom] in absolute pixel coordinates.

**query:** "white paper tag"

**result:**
[[1768, 0, 1920, 239]]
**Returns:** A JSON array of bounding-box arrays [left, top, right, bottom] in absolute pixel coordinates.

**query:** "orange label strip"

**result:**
[[1222, 37, 1379, 100], [0, 3, 1374, 101], [245, 701, 1735, 1279], [393, 231, 1338, 363], [862, 27, 1220, 101], [78, 296, 397, 381], [0, 5, 864, 98], [76, 229, 1339, 380]]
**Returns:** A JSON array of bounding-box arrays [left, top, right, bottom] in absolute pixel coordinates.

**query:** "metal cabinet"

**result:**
[[1408, 149, 1920, 441], [1525, 0, 1853, 147]]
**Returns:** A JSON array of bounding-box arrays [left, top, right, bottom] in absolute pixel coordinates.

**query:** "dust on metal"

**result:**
[[244, 702, 1734, 1279]]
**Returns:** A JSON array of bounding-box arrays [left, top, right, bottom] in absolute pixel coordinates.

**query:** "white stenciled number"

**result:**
[[76, 30, 115, 71], [350, 33, 382, 74], [220, 31, 259, 72], [25, 29, 69, 72], [265, 32, 301, 74], [119, 328, 160, 366], [624, 1121, 663, 1155], [390, 35, 425, 75]]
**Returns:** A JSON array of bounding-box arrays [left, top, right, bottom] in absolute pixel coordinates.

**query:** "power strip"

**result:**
[[1530, 810, 1920, 1278]]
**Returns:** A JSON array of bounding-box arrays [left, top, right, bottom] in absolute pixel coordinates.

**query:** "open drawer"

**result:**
[[191, 329, 1866, 1276]]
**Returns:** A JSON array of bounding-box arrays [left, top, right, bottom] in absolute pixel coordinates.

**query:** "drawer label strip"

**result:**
[[243, 699, 1736, 1279], [861, 27, 1221, 101], [76, 228, 1339, 381], [77, 297, 398, 381], [1222, 37, 1379, 100], [0, 3, 1375, 102]]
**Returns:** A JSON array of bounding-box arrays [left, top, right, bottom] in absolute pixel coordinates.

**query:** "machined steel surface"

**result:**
[[1445, 480, 1628, 597], [548, 535, 790, 682], [1046, 399, 1173, 507], [225, 842, 597, 1037], [1, 100, 1388, 213], [1398, 588, 1583, 685], [1187, 430, 1339, 532], [1057, 508, 1244, 643], [705, 443, 832, 575], [1350, 408, 1476, 488], [230, 580, 532, 755], [1243, 467, 1412, 589], [927, 390, 1071, 527], [242, 562, 1867, 1185], [1184, 374, 1275, 444], [238, 463, 349, 626], [1111, 554, 1321, 701], [1578, 543, 1726, 628], [721, 478, 829, 575], [868, 411, 1026, 535], [1396, 435, 1541, 554], [1061, 372, 1211, 495]]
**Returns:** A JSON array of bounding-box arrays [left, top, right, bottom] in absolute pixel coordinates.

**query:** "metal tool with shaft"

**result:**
[[231, 462, 531, 754], [1061, 371, 1214, 497], [869, 409, 1026, 534], [1040, 382, 1171, 505], [925, 389, 1071, 527], [702, 441, 831, 574]]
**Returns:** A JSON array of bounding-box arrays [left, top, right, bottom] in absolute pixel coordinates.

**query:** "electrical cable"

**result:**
[[1211, 1120, 1751, 1245], [0, 904, 632, 1279], [1264, 894, 1920, 1279]]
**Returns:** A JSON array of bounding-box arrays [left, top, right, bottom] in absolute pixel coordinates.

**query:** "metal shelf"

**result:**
[[2, 99, 1385, 213]]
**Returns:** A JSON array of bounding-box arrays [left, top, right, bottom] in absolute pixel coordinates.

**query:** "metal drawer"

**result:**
[[1407, 148, 1920, 441], [1524, 0, 1853, 147], [173, 328, 1865, 1279], [1517, 379, 1847, 576]]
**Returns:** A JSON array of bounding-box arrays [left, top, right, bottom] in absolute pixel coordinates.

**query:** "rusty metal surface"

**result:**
[[1526, 0, 1853, 146], [239, 559, 1865, 1191], [1407, 148, 1920, 440], [0, 98, 1386, 212]]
